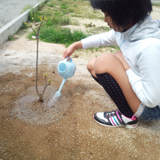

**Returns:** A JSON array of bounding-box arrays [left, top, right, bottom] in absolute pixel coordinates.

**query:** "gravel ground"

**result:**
[[0, 0, 40, 28], [0, 3, 160, 160], [0, 36, 160, 160]]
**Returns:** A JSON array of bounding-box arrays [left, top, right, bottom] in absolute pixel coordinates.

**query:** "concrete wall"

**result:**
[[0, 1, 45, 46]]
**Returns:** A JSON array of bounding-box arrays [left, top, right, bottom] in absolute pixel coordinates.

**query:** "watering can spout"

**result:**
[[55, 78, 66, 97]]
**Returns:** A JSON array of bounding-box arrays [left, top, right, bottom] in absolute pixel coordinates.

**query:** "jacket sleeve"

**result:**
[[81, 29, 117, 49], [126, 45, 160, 107]]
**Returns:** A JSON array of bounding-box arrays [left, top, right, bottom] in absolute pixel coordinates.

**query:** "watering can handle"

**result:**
[[66, 57, 72, 62]]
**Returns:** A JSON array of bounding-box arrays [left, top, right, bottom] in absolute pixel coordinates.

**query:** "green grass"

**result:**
[[47, 3, 55, 7], [25, 0, 107, 48], [8, 36, 15, 41], [45, 17, 70, 26], [21, 22, 29, 29], [28, 26, 89, 46], [152, 3, 160, 6]]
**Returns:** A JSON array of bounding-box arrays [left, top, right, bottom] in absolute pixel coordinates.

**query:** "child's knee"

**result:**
[[87, 58, 96, 72], [95, 53, 117, 74]]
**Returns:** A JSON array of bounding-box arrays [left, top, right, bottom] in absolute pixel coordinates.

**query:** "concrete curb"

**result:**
[[0, 0, 46, 46]]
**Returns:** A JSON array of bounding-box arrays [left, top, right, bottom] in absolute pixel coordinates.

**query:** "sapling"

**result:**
[[29, 16, 50, 102]]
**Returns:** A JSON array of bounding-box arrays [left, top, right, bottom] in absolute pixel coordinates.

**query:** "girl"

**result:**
[[63, 0, 160, 129]]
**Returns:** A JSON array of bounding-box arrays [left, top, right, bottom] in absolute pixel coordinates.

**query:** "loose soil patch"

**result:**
[[0, 37, 160, 160], [1, 7, 160, 159]]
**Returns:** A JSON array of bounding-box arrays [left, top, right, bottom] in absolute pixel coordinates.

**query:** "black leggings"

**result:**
[[93, 73, 134, 118]]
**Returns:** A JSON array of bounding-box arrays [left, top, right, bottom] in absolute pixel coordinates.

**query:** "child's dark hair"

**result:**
[[90, 0, 152, 29]]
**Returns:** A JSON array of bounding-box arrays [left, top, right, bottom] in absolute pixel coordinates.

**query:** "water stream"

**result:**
[[48, 93, 60, 108]]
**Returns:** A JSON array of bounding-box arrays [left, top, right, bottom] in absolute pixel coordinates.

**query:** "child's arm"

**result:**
[[63, 30, 117, 59], [63, 41, 82, 59]]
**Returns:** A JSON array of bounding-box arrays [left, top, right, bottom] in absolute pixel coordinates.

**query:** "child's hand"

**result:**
[[63, 41, 83, 60], [63, 43, 76, 60]]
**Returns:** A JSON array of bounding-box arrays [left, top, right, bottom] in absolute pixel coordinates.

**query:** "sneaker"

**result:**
[[94, 110, 138, 129]]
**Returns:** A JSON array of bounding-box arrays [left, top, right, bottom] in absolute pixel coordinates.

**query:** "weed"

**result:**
[[47, 3, 55, 7], [84, 22, 95, 28], [30, 12, 43, 22], [21, 22, 29, 29], [53, 17, 70, 25], [8, 36, 15, 41], [45, 18, 54, 26], [60, 3, 68, 9]]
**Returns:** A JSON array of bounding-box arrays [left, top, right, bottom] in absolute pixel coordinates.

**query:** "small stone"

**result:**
[[32, 36, 36, 39], [73, 55, 79, 58], [4, 53, 10, 56], [13, 35, 19, 39]]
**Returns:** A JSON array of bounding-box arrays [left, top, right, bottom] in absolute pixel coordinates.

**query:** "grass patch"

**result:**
[[45, 17, 70, 26], [25, 0, 108, 51], [47, 3, 55, 7], [40, 26, 89, 46], [152, 3, 160, 7], [42, 0, 103, 19], [28, 26, 89, 46]]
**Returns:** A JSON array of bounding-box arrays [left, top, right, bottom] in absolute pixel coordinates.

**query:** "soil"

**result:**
[[1, 12, 160, 160]]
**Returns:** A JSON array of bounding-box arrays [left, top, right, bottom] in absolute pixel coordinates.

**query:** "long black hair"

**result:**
[[90, 0, 152, 29]]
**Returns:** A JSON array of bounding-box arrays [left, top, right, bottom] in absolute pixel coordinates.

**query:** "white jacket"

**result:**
[[81, 15, 160, 114]]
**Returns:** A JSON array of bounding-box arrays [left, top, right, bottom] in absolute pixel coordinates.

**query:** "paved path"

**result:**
[[0, 0, 40, 28]]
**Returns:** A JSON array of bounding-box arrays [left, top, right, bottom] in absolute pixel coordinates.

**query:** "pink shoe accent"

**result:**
[[131, 115, 137, 121], [116, 110, 122, 122], [110, 117, 116, 126], [119, 111, 137, 121], [133, 124, 138, 127]]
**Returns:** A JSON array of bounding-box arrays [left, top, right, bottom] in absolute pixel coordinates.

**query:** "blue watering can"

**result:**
[[56, 57, 76, 97]]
